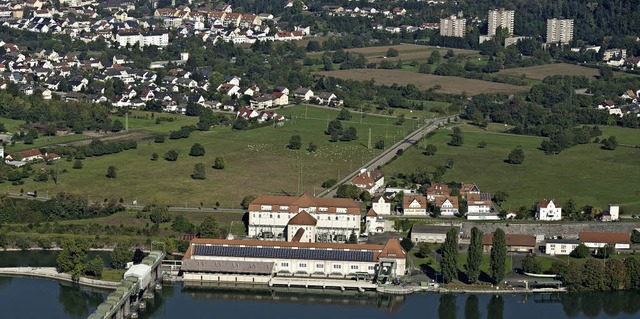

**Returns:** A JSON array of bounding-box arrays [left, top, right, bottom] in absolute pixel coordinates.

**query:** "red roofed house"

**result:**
[[402, 196, 427, 216], [371, 195, 391, 215], [248, 194, 361, 242], [351, 168, 384, 194], [536, 199, 562, 221], [435, 196, 459, 217], [364, 208, 385, 234], [579, 232, 631, 250], [6, 148, 42, 162], [287, 210, 317, 242], [482, 233, 536, 253], [426, 182, 449, 201]]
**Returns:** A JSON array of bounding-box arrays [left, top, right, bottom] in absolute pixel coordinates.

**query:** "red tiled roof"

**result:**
[[537, 199, 560, 209], [402, 196, 427, 209], [435, 196, 458, 208], [579, 232, 630, 244], [482, 233, 536, 247], [249, 194, 360, 215], [365, 208, 378, 217], [19, 149, 42, 158], [287, 210, 317, 226]]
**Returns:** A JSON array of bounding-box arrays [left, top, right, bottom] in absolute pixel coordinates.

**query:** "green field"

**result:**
[[5, 106, 418, 208], [383, 123, 640, 213]]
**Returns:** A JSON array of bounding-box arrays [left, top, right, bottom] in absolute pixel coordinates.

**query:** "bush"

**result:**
[[164, 150, 179, 161], [149, 205, 171, 224], [189, 143, 206, 156], [213, 156, 225, 169], [72, 160, 83, 169], [570, 244, 590, 258], [321, 178, 337, 188], [154, 135, 166, 143], [15, 237, 32, 250]]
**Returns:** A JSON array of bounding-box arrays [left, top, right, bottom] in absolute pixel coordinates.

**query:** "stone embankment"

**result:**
[[0, 267, 119, 289], [460, 221, 640, 239]]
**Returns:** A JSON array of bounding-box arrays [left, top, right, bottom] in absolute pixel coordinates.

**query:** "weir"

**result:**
[[87, 250, 165, 319]]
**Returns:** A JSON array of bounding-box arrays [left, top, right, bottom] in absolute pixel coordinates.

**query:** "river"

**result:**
[[1, 252, 640, 318]]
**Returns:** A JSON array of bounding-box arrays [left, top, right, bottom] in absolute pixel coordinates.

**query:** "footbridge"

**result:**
[[87, 249, 165, 319]]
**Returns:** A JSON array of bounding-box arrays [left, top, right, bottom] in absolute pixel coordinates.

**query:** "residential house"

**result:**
[[286, 211, 317, 243], [482, 233, 536, 253], [579, 232, 631, 250], [410, 225, 458, 244], [250, 94, 274, 109], [316, 92, 338, 105], [364, 209, 385, 234], [426, 183, 449, 201], [435, 196, 459, 217], [351, 168, 384, 194], [218, 83, 241, 96], [459, 183, 480, 198], [466, 193, 497, 220], [536, 199, 562, 221], [293, 87, 314, 101], [545, 239, 580, 256], [371, 195, 391, 216], [271, 91, 289, 106], [601, 204, 620, 221], [402, 196, 427, 216], [236, 108, 259, 120]]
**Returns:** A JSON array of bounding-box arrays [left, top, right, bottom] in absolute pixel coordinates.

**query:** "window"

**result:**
[[316, 264, 324, 269], [333, 264, 342, 269], [368, 266, 374, 270], [299, 263, 307, 268], [350, 265, 359, 270], [281, 262, 289, 267], [335, 216, 338, 220]]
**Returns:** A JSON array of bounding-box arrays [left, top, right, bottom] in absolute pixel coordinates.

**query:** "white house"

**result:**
[[247, 194, 361, 242], [402, 196, 427, 216], [545, 239, 580, 256], [536, 199, 562, 221], [410, 225, 457, 244], [435, 196, 459, 217], [371, 195, 391, 216], [293, 87, 314, 101], [466, 193, 499, 220], [351, 169, 384, 194], [364, 209, 385, 234]]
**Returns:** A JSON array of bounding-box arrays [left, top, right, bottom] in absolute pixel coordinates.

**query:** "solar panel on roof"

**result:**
[[193, 244, 374, 262]]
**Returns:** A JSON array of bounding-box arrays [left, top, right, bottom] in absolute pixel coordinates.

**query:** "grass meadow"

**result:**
[[5, 106, 418, 208], [383, 123, 640, 213]]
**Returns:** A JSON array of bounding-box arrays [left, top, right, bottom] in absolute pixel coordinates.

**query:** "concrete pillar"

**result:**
[[124, 297, 130, 317]]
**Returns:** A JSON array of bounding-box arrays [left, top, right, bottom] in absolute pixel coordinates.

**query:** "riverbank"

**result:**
[[0, 267, 119, 290]]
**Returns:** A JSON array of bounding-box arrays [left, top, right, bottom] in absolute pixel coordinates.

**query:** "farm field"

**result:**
[[309, 44, 480, 63], [498, 63, 626, 81], [5, 106, 419, 208], [318, 69, 530, 95], [382, 123, 640, 213]]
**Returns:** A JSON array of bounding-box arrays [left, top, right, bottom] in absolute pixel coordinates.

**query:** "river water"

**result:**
[[1, 252, 640, 319]]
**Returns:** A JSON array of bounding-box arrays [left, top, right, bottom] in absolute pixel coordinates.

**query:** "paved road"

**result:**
[[0, 267, 120, 289], [319, 115, 457, 198]]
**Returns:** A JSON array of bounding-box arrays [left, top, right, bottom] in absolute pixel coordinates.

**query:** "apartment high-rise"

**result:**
[[488, 8, 514, 37], [546, 18, 574, 44], [440, 15, 466, 38]]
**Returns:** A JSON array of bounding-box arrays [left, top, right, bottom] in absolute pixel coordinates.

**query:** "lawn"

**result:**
[[309, 44, 480, 63], [409, 249, 512, 282], [498, 63, 627, 81], [6, 106, 418, 208], [383, 123, 640, 213]]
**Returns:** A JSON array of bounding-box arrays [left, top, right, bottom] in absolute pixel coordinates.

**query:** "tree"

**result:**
[[86, 255, 103, 278], [106, 165, 117, 179], [466, 227, 483, 283], [599, 66, 614, 81], [400, 237, 414, 252], [241, 195, 255, 209], [321, 178, 337, 188], [386, 48, 399, 57], [192, 163, 206, 180], [172, 215, 195, 233], [336, 184, 361, 199], [492, 191, 509, 206], [632, 230, 640, 244], [605, 259, 627, 290], [56, 238, 89, 279], [374, 139, 385, 149], [490, 228, 507, 284], [110, 243, 133, 269], [440, 228, 459, 283], [562, 261, 584, 290], [288, 135, 302, 150], [348, 230, 358, 244], [213, 156, 225, 169], [521, 254, 543, 273], [72, 160, 83, 169], [478, 141, 487, 148], [164, 149, 179, 161], [151, 153, 158, 161], [424, 144, 438, 155], [149, 205, 171, 224], [449, 132, 463, 146], [133, 249, 145, 264], [596, 244, 614, 259], [570, 244, 590, 258], [307, 142, 317, 152], [189, 143, 205, 156], [583, 259, 607, 290], [154, 135, 165, 143], [415, 242, 432, 258], [445, 158, 454, 169], [507, 147, 525, 164], [602, 136, 618, 150], [624, 257, 640, 290], [428, 50, 441, 64], [232, 117, 249, 130], [337, 108, 352, 120], [111, 119, 124, 132], [199, 216, 221, 238]]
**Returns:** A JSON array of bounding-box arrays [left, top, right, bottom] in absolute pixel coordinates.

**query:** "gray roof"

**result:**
[[545, 239, 581, 244], [181, 259, 274, 275], [410, 224, 458, 235]]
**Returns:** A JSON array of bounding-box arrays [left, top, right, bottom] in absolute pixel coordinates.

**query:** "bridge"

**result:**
[[87, 249, 166, 319]]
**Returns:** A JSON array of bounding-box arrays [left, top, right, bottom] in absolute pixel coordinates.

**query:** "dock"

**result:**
[[269, 277, 377, 291]]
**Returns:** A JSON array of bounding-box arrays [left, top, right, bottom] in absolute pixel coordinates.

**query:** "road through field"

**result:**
[[319, 115, 457, 198]]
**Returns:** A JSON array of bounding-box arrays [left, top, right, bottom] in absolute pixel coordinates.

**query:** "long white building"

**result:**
[[248, 194, 361, 242], [181, 238, 407, 283], [546, 18, 574, 44], [488, 8, 515, 36], [115, 30, 169, 47]]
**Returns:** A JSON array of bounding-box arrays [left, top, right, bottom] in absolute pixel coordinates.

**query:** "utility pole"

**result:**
[[305, 105, 308, 119], [125, 112, 129, 132], [367, 127, 372, 149]]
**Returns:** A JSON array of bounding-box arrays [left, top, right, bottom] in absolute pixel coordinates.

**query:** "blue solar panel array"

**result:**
[[193, 245, 374, 262]]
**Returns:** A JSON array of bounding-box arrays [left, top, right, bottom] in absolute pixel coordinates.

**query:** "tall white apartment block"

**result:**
[[546, 18, 574, 44], [488, 8, 515, 36], [440, 15, 466, 38]]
